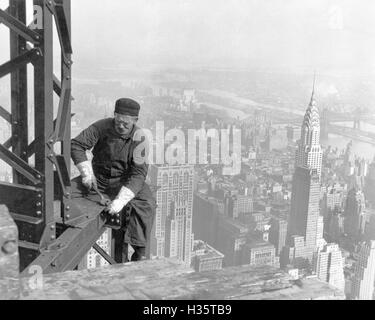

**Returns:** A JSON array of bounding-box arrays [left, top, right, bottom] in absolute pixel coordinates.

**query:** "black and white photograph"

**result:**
[[0, 0, 375, 306]]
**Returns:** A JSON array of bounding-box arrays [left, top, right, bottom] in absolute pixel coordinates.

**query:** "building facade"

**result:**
[[149, 164, 194, 265], [243, 241, 278, 268], [191, 240, 224, 272], [351, 241, 375, 300], [269, 216, 288, 256], [344, 188, 366, 240], [314, 243, 345, 292], [79, 229, 112, 270], [286, 82, 324, 264]]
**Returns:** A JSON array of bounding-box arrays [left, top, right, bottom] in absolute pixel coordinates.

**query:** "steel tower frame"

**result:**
[[0, 0, 114, 274]]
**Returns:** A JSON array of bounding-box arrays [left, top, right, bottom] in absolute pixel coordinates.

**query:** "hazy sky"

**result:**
[[1, 0, 375, 74]]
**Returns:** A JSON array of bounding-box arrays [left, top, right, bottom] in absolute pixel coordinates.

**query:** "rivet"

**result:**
[[66, 206, 70, 211], [36, 211, 42, 216], [50, 225, 55, 230], [66, 214, 70, 219], [1, 240, 17, 254], [36, 202, 42, 206], [50, 235, 55, 240]]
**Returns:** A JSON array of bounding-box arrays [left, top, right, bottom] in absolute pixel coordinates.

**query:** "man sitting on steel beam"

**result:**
[[71, 98, 156, 263]]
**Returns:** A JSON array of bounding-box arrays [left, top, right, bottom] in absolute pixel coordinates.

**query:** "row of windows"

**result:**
[[254, 252, 273, 259], [159, 172, 193, 185]]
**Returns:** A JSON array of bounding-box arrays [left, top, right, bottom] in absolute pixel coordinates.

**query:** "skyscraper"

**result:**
[[314, 243, 345, 292], [344, 188, 366, 240], [149, 164, 194, 265], [294, 78, 323, 177], [285, 77, 324, 263], [364, 212, 375, 241], [79, 229, 112, 270], [193, 192, 221, 246], [351, 241, 375, 300], [365, 158, 375, 207], [269, 216, 288, 256]]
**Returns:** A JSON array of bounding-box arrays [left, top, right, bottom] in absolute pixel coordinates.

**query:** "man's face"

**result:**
[[114, 113, 138, 135]]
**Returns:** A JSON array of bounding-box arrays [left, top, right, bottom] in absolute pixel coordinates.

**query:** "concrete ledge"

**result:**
[[18, 258, 345, 300], [0, 205, 19, 300]]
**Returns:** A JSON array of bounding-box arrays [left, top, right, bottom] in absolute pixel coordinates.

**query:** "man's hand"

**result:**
[[77, 161, 96, 190], [107, 186, 135, 215]]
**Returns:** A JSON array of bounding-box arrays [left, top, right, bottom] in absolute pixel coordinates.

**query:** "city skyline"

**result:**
[[1, 1, 375, 300]]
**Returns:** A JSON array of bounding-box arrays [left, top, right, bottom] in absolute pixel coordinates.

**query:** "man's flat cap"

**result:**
[[115, 98, 140, 117]]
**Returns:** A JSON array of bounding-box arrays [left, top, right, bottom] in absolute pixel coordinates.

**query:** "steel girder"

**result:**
[[0, 0, 113, 274]]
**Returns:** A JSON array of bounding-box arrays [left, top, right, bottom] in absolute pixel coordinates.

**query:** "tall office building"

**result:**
[[314, 243, 345, 292], [224, 194, 253, 219], [79, 229, 112, 270], [269, 216, 288, 256], [323, 185, 345, 212], [344, 188, 366, 240], [193, 192, 221, 246], [286, 78, 324, 263], [149, 164, 194, 265], [364, 213, 375, 241], [351, 241, 375, 300], [316, 215, 325, 248], [216, 216, 249, 267], [365, 159, 375, 206]]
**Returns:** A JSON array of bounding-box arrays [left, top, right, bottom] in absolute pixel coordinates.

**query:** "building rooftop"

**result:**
[[246, 240, 275, 250], [193, 240, 224, 261]]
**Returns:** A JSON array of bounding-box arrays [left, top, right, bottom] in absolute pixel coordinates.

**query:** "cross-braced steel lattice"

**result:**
[[0, 0, 113, 274]]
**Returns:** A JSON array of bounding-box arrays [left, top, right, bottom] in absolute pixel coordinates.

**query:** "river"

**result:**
[[200, 89, 375, 160]]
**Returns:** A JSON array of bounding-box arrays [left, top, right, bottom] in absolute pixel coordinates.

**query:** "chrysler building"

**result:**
[[295, 77, 323, 178], [284, 77, 325, 265]]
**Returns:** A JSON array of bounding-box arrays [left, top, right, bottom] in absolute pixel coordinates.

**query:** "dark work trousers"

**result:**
[[112, 205, 147, 263], [71, 176, 152, 264]]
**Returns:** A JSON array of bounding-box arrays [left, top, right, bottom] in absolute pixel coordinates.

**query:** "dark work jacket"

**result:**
[[71, 118, 156, 247]]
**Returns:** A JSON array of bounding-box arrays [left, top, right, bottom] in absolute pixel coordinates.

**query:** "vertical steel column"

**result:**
[[60, 0, 72, 218], [9, 0, 28, 184], [33, 0, 55, 246]]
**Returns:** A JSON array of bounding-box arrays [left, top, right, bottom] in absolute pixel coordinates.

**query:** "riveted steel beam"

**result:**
[[0, 105, 11, 123], [0, 144, 43, 185], [0, 8, 41, 44]]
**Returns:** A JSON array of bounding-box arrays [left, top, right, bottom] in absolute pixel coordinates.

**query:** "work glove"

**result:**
[[76, 160, 97, 190], [107, 186, 135, 215]]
